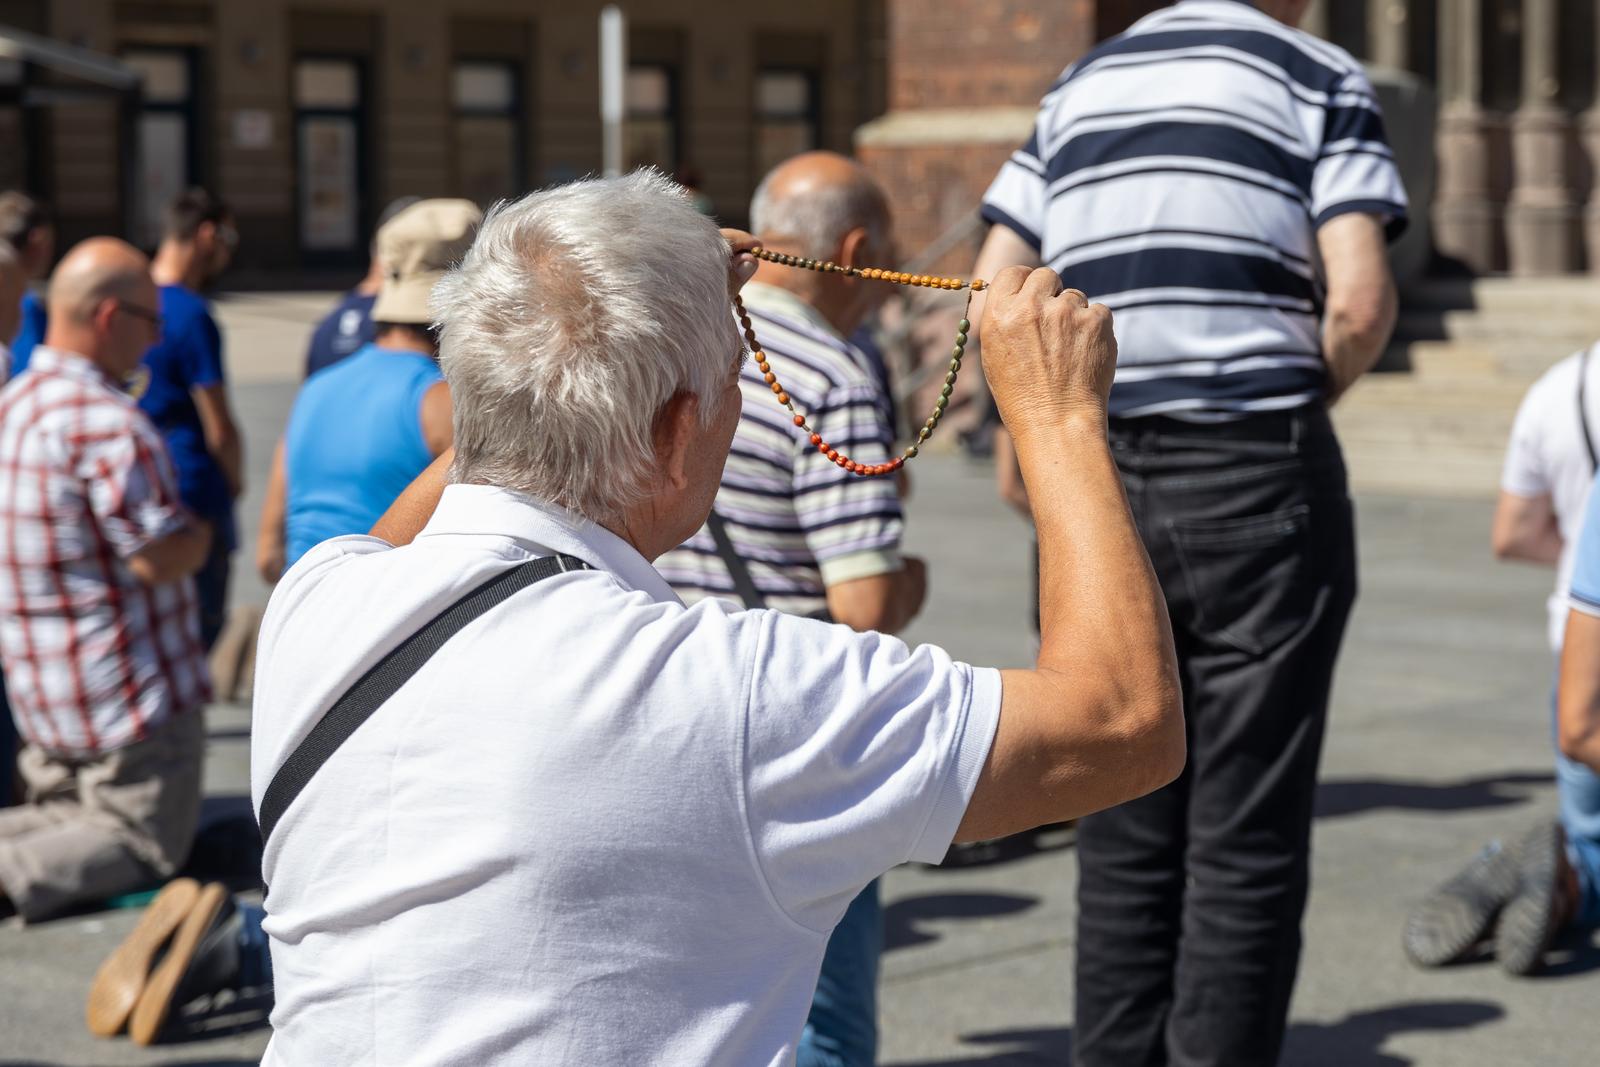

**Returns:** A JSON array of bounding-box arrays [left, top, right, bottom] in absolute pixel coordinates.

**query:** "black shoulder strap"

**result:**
[[705, 509, 766, 610], [1581, 345, 1598, 474], [257, 553, 590, 847]]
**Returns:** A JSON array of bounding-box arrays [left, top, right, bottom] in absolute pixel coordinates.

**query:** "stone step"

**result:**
[[1404, 276, 1600, 316], [1337, 438, 1504, 498]]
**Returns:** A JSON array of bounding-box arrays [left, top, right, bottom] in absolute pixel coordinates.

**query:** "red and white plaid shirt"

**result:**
[[0, 347, 210, 756]]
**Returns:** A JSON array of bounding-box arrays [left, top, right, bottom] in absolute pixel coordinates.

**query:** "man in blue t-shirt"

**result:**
[[144, 188, 244, 650], [302, 196, 420, 379], [1, 191, 56, 377], [258, 200, 475, 576]]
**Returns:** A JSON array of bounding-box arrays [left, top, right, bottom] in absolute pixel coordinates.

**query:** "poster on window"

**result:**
[[299, 117, 358, 251]]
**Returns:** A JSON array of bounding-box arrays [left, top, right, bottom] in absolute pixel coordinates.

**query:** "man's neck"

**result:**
[[374, 330, 435, 356], [150, 243, 202, 291], [38, 332, 114, 377]]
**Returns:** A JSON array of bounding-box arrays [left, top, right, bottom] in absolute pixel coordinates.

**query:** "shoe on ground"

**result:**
[[85, 878, 201, 1037], [128, 882, 234, 1045], [1403, 839, 1520, 967], [1498, 820, 1571, 977]]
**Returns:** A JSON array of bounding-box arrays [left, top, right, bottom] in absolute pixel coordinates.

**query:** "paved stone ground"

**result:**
[[0, 293, 1591, 1065]]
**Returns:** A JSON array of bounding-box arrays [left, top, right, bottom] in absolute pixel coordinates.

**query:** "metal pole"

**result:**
[[599, 5, 626, 177]]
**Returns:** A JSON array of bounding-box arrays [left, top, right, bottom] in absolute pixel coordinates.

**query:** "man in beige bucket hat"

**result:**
[[259, 198, 480, 574]]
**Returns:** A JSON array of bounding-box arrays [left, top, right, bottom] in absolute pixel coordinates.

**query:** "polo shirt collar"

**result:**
[[416, 483, 682, 603], [28, 346, 120, 389], [739, 282, 844, 344]]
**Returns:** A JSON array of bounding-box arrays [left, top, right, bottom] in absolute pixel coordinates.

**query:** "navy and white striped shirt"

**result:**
[[981, 0, 1407, 420], [655, 283, 903, 617]]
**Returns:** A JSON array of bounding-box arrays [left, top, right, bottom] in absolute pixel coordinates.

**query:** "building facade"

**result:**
[[0, 0, 886, 271], [3, 1, 1595, 278], [858, 0, 1600, 278]]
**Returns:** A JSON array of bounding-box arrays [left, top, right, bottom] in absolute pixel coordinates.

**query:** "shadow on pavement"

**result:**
[[1315, 772, 1552, 820], [1280, 1000, 1502, 1066], [885, 892, 1041, 952], [929, 823, 1077, 871], [886, 1025, 1072, 1065], [180, 795, 264, 892]]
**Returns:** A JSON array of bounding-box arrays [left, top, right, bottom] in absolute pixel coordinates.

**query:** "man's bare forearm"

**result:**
[[1020, 416, 1179, 749]]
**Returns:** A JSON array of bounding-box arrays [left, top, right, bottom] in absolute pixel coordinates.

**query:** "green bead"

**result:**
[[906, 445, 919, 458], [958, 318, 971, 333], [937, 399, 949, 415], [956, 330, 968, 345], [940, 384, 953, 399], [951, 347, 964, 361], [950, 357, 962, 372], [918, 428, 930, 441], [944, 372, 956, 386]]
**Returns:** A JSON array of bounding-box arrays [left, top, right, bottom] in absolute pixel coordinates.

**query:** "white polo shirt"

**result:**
[[250, 484, 1000, 1066]]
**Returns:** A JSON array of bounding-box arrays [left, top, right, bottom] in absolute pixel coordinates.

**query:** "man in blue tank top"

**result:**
[[278, 200, 479, 567]]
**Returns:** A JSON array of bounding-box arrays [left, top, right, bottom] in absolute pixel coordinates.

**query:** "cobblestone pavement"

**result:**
[[0, 294, 1588, 1066]]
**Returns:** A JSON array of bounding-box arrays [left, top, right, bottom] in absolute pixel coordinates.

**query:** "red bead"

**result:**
[[810, 433, 822, 445], [825, 448, 838, 460], [794, 415, 806, 426]]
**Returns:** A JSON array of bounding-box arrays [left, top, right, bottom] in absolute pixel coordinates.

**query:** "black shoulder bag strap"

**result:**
[[257, 553, 591, 848], [705, 509, 767, 611], [1581, 344, 1598, 474]]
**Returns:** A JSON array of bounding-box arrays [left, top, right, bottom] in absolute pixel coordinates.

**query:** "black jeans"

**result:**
[[194, 535, 232, 653], [1073, 407, 1357, 1067]]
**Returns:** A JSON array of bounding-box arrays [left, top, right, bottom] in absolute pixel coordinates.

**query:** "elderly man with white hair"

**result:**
[[250, 170, 1184, 1066]]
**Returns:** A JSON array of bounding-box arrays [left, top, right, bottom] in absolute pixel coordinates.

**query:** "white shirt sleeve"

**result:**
[[739, 610, 1001, 932], [1502, 376, 1554, 499]]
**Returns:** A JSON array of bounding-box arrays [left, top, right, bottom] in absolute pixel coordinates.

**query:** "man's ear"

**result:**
[[194, 221, 216, 250], [653, 390, 702, 491], [91, 297, 119, 336], [837, 227, 871, 271]]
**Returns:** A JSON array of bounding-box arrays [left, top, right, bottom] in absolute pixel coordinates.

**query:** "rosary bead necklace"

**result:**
[[735, 246, 987, 478]]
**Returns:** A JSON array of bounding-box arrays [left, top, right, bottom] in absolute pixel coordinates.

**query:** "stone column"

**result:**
[[1433, 0, 1498, 271], [1301, 0, 1329, 40], [1581, 4, 1600, 272], [1367, 0, 1408, 71], [1506, 0, 1577, 274]]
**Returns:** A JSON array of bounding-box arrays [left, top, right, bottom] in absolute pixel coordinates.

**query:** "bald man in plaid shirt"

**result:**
[[0, 238, 212, 922]]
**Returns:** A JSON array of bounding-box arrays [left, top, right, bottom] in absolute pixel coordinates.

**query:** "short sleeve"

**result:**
[[79, 420, 190, 558], [182, 307, 226, 390], [980, 125, 1048, 253], [794, 379, 904, 586], [1502, 377, 1554, 498], [1570, 487, 1600, 616], [1312, 69, 1409, 240], [741, 611, 1001, 931]]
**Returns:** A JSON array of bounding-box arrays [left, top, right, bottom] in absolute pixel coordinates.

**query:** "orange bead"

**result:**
[[770, 382, 783, 395], [971, 279, 986, 292], [825, 448, 838, 461], [777, 392, 790, 405], [810, 433, 822, 445], [793, 414, 806, 426], [763, 371, 776, 385]]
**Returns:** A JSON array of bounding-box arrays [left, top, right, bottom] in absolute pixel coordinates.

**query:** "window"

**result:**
[[754, 70, 819, 180], [295, 58, 364, 255], [453, 60, 521, 206], [626, 64, 677, 173], [123, 48, 197, 248]]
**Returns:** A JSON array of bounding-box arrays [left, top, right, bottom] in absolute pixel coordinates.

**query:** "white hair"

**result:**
[[433, 170, 737, 523], [749, 164, 889, 260]]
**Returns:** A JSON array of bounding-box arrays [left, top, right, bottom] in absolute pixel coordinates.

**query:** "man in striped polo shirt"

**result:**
[[975, 2, 1404, 1063], [655, 151, 926, 1067]]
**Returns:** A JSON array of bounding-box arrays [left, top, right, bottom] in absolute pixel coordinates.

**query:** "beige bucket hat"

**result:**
[[371, 198, 483, 325]]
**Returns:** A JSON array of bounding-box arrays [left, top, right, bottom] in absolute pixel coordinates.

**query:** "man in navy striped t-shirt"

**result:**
[[975, 2, 1404, 1064]]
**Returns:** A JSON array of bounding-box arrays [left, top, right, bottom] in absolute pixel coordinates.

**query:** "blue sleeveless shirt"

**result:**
[[285, 343, 442, 566]]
